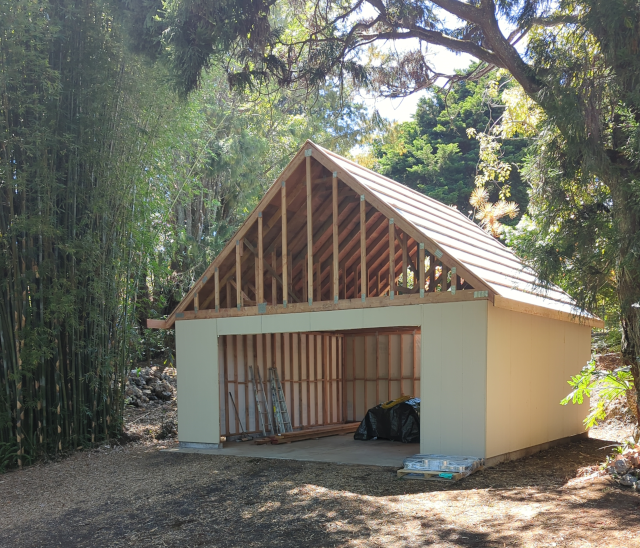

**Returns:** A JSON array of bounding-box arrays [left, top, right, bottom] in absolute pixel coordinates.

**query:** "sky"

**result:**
[[359, 46, 474, 123], [353, 4, 521, 123]]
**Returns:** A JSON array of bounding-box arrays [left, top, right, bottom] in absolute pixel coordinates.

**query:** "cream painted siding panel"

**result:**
[[216, 315, 262, 335], [175, 318, 219, 445], [261, 311, 312, 334], [461, 301, 488, 454], [420, 300, 487, 457], [486, 304, 590, 458], [309, 308, 363, 331], [361, 305, 422, 329]]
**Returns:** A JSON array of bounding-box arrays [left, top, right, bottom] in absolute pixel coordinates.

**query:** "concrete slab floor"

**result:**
[[164, 434, 418, 468]]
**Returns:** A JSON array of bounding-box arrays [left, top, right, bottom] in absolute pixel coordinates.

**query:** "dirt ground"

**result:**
[[1, 414, 639, 548]]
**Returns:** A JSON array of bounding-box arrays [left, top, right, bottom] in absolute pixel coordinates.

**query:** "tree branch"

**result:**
[[428, 0, 484, 23], [530, 14, 579, 27], [472, 5, 542, 96], [359, 27, 502, 67]]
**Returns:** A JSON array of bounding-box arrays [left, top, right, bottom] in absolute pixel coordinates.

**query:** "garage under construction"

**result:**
[[149, 140, 601, 464]]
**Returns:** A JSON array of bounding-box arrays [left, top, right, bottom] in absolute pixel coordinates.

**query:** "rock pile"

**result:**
[[125, 366, 176, 407], [605, 444, 640, 490]]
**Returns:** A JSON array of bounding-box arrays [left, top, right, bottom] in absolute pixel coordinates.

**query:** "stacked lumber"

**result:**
[[254, 422, 359, 445]]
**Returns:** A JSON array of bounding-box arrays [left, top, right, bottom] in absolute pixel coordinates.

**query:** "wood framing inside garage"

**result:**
[[220, 328, 421, 439]]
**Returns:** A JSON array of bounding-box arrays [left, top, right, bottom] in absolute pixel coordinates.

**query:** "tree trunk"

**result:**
[[619, 288, 640, 425], [612, 180, 640, 426]]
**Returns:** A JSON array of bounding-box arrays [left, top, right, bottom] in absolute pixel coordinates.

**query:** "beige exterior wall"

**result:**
[[420, 300, 488, 458], [485, 304, 591, 459], [175, 318, 220, 446], [175, 305, 423, 445], [174, 299, 591, 456]]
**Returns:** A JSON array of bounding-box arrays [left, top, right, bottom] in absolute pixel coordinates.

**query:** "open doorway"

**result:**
[[219, 328, 421, 441]]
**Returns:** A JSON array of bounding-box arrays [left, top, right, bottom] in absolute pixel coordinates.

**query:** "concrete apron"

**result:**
[[164, 435, 418, 468]]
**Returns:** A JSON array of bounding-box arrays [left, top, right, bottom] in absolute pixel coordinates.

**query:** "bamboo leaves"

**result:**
[[0, 0, 176, 467]]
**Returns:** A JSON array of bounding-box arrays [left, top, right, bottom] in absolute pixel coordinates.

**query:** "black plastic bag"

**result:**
[[354, 397, 420, 443]]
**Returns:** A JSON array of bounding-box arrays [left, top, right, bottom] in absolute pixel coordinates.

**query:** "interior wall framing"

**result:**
[[220, 333, 344, 437], [344, 330, 421, 422]]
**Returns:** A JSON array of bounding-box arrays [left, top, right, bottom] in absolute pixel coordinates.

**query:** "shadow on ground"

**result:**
[[1, 437, 639, 547]]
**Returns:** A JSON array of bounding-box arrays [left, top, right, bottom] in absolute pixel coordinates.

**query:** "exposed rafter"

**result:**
[[149, 140, 594, 330]]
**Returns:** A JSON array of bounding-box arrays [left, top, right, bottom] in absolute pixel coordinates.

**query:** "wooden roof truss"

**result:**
[[151, 143, 493, 329]]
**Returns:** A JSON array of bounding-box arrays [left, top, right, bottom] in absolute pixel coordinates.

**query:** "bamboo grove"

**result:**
[[0, 0, 376, 469], [0, 0, 164, 468]]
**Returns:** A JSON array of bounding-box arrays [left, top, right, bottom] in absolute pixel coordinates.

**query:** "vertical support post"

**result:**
[[341, 337, 346, 423], [316, 260, 321, 302], [401, 231, 408, 293], [222, 336, 229, 435], [351, 337, 356, 420], [363, 333, 368, 411], [354, 263, 359, 299], [450, 267, 457, 295], [419, 243, 425, 298], [194, 292, 199, 314], [413, 330, 418, 397], [302, 255, 307, 302], [254, 257, 259, 305], [360, 195, 366, 301], [428, 253, 435, 292], [288, 251, 292, 300], [258, 212, 264, 305], [330, 266, 334, 305], [214, 267, 220, 312], [441, 262, 449, 292], [281, 181, 288, 308], [375, 332, 380, 405], [388, 218, 395, 299], [236, 240, 242, 309], [342, 265, 346, 300], [306, 151, 313, 305], [271, 251, 277, 305], [323, 335, 328, 425], [332, 172, 339, 303]]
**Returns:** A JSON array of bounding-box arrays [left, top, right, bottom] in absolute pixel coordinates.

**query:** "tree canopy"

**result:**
[[126, 0, 640, 424], [0, 0, 372, 469], [2, 0, 640, 472], [370, 70, 528, 214]]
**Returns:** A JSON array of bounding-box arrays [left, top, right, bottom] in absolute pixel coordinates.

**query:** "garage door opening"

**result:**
[[213, 328, 420, 466]]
